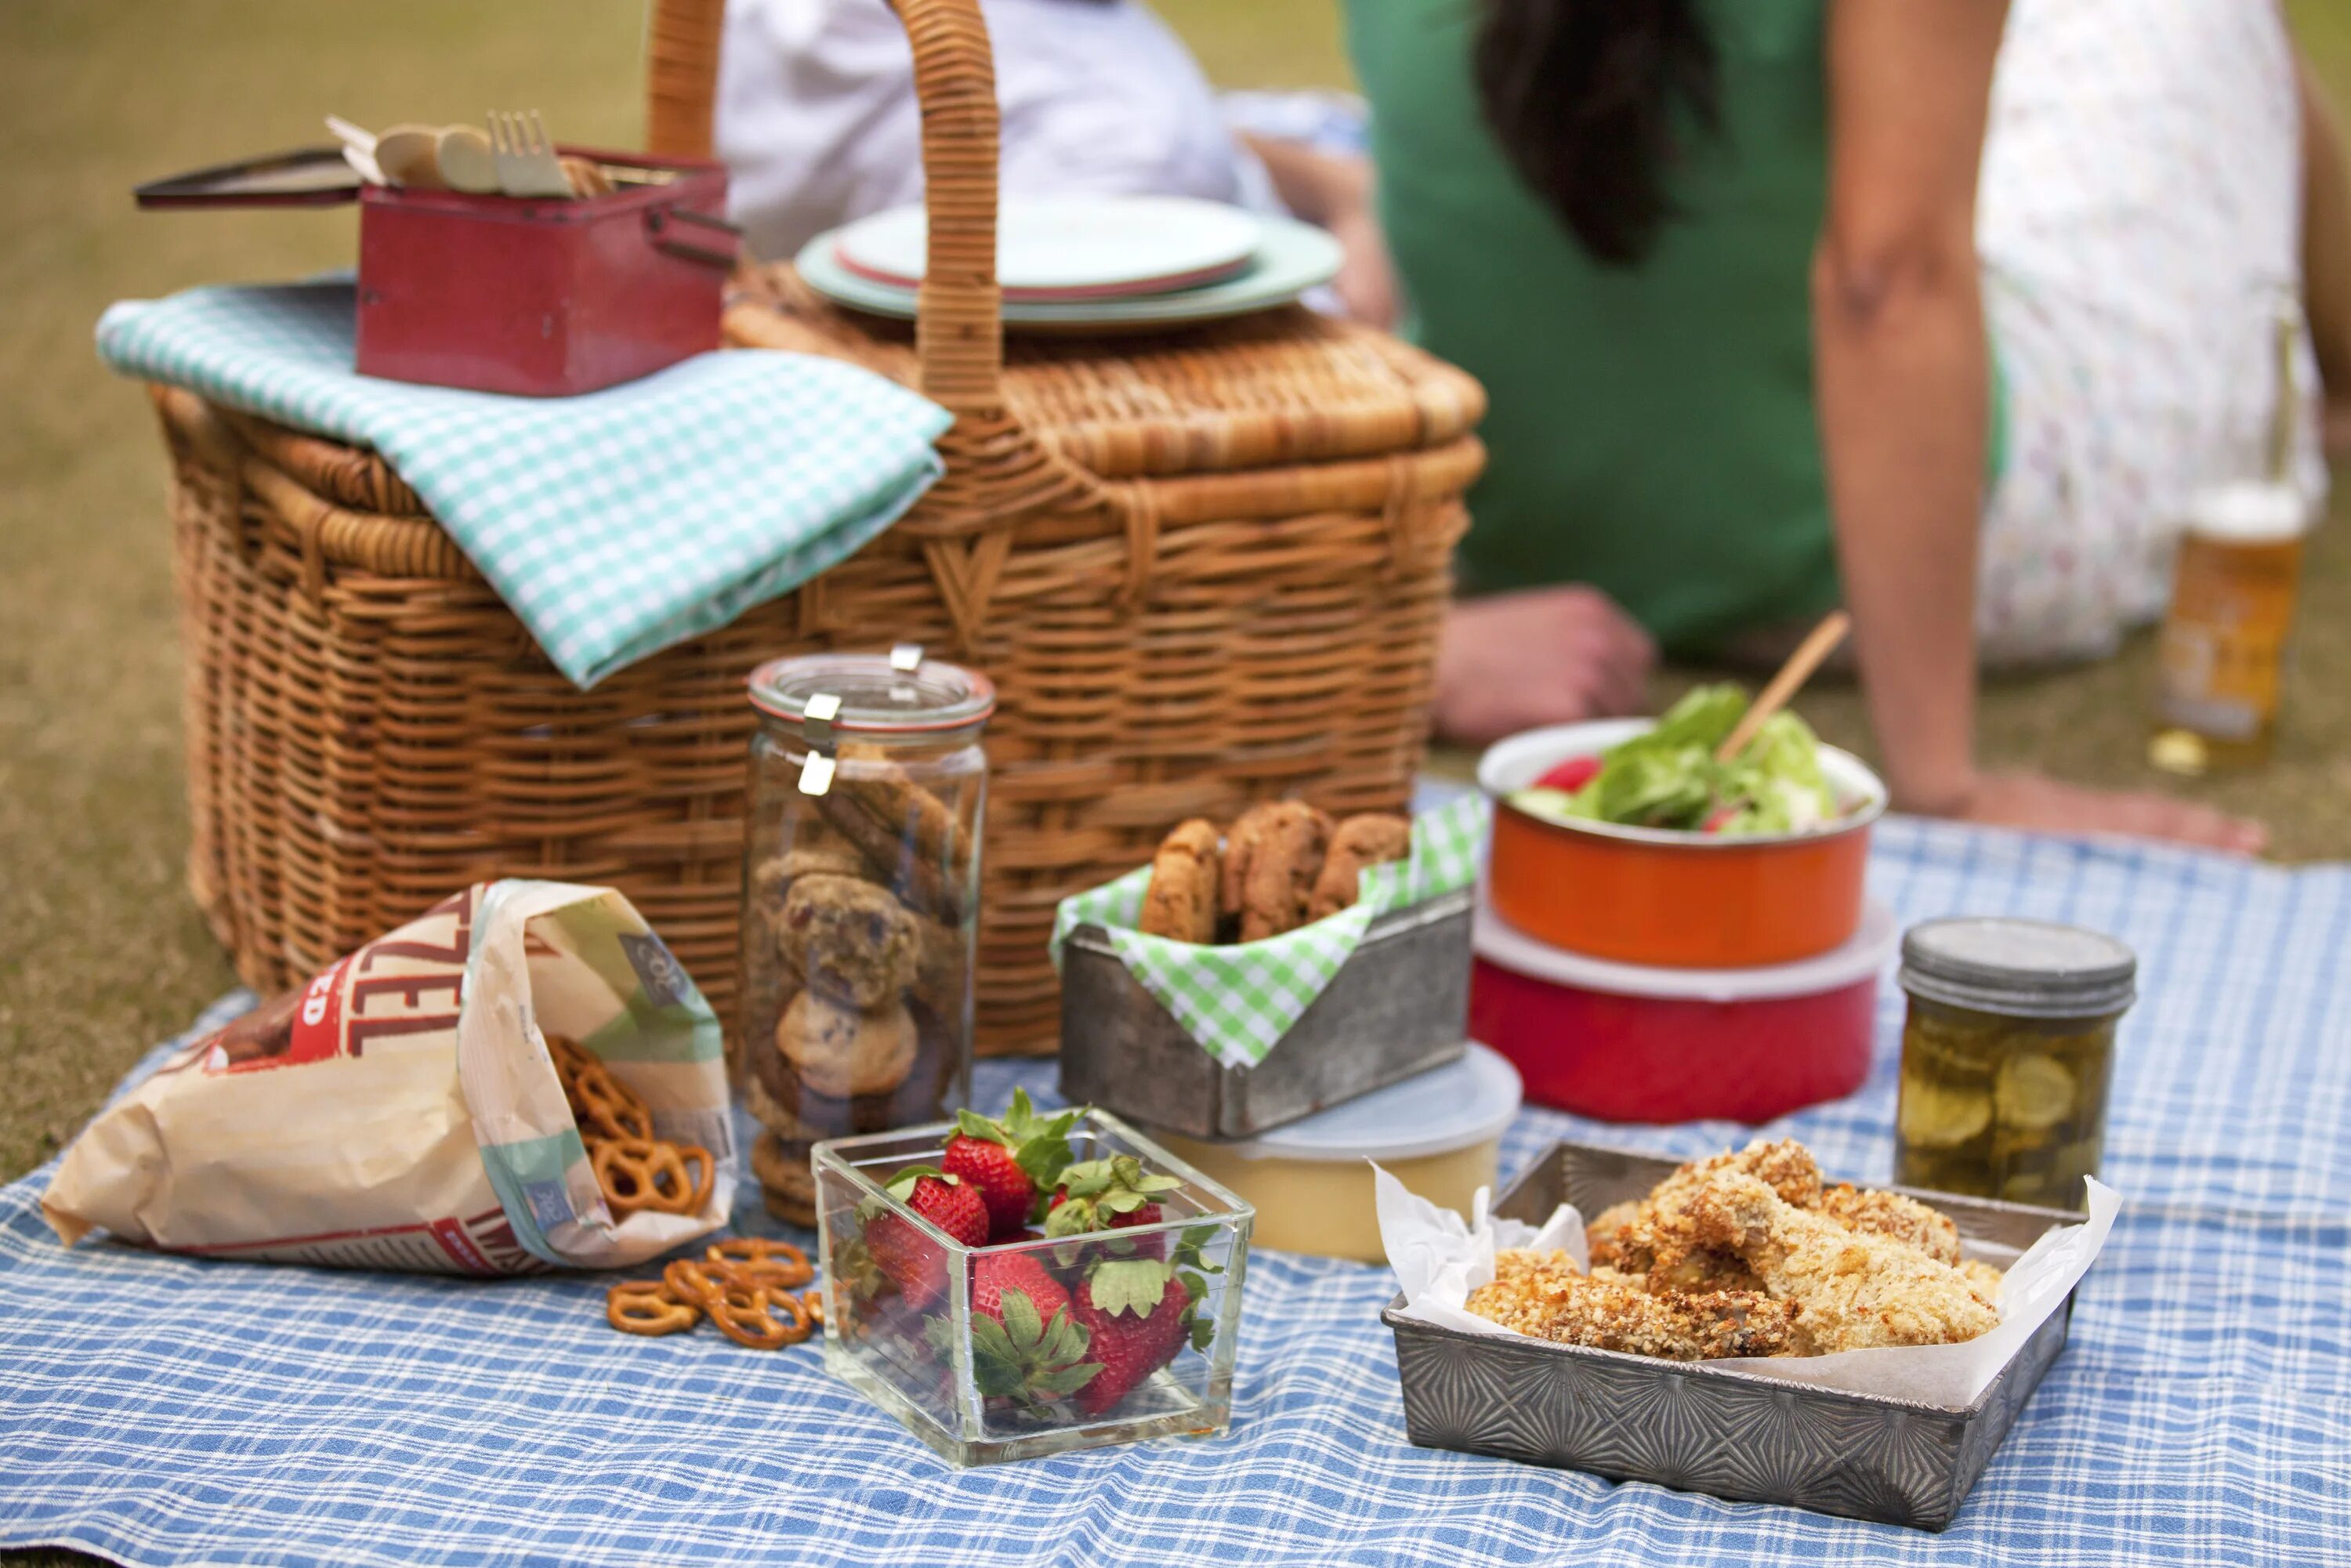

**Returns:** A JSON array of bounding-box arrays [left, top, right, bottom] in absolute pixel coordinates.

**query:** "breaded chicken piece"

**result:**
[[1467, 1248, 1804, 1360], [1957, 1258, 2005, 1301], [1686, 1175, 2000, 1352], [1593, 1140, 1822, 1294], [1816, 1183, 1962, 1266]]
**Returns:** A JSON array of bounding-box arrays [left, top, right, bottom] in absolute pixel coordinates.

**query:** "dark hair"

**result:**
[[1471, 0, 1720, 266]]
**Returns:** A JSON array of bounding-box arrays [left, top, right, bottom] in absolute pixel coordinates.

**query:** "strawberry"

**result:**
[[941, 1089, 1081, 1242], [1069, 1262, 1195, 1417], [1045, 1155, 1184, 1259], [861, 1165, 987, 1309], [970, 1251, 1070, 1327], [965, 1252, 1100, 1407], [1535, 755, 1603, 792]]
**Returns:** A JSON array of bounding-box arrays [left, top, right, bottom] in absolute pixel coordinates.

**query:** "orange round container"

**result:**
[[1477, 719, 1886, 969]]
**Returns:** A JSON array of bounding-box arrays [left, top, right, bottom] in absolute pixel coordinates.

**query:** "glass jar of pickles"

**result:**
[[1893, 918, 2136, 1211], [737, 649, 994, 1226]]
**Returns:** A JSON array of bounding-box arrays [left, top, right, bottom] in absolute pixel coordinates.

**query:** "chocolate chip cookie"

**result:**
[[776, 873, 918, 1008], [1139, 818, 1222, 943], [1221, 801, 1333, 943], [1307, 813, 1412, 920], [776, 990, 918, 1100]]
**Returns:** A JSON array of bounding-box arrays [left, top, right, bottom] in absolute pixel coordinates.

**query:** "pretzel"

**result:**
[[592, 1137, 697, 1218], [663, 1257, 728, 1305], [706, 1237, 811, 1288], [570, 1062, 655, 1143], [607, 1279, 700, 1337], [603, 1238, 827, 1349], [547, 1034, 657, 1143], [705, 1280, 812, 1350]]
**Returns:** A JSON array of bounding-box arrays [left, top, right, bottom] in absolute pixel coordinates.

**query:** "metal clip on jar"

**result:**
[[738, 649, 994, 1226], [1893, 918, 2135, 1211]]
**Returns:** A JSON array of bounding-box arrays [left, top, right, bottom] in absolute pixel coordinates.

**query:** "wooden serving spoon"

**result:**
[[1715, 610, 1851, 762]]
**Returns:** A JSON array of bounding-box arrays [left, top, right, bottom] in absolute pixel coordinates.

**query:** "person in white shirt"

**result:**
[[716, 0, 1279, 261]]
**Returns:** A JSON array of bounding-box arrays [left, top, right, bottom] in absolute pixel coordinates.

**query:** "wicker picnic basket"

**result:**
[[148, 0, 1484, 1055]]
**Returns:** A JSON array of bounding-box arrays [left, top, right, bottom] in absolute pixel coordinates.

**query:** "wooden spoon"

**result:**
[[1715, 610, 1851, 762], [371, 123, 443, 188], [433, 125, 499, 194]]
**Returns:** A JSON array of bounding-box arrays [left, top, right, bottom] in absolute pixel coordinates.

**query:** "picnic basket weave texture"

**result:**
[[149, 0, 1486, 1055]]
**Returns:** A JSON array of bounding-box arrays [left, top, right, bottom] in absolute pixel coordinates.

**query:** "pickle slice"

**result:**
[[1898, 1077, 1993, 1150], [1994, 1052, 2077, 1132]]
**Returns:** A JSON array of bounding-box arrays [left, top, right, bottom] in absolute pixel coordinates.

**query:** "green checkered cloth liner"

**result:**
[[96, 281, 951, 688], [1050, 795, 1489, 1070]]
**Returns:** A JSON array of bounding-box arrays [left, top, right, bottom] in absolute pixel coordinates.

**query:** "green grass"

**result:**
[[0, 2, 2346, 1563]]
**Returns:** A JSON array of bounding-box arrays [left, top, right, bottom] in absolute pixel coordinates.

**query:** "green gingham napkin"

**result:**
[[96, 282, 950, 688], [1050, 794, 1490, 1070]]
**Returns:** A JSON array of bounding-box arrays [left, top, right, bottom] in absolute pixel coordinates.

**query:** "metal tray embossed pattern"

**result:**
[[1059, 889, 1473, 1139], [1384, 1140, 2081, 1530]]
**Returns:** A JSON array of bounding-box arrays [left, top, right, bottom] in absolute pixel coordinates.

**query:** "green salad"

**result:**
[[1508, 685, 1845, 837]]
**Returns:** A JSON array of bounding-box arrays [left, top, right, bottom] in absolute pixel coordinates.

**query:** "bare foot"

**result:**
[[1949, 770, 2266, 856], [1433, 586, 1657, 746]]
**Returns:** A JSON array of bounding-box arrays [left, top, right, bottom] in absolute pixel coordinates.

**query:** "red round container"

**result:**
[[1477, 719, 1886, 969], [1471, 898, 1896, 1124]]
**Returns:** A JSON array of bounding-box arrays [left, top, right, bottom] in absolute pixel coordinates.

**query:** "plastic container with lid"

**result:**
[[1893, 917, 2136, 1211], [1478, 719, 1887, 969], [737, 648, 994, 1226], [1147, 1044, 1522, 1262], [1471, 899, 1897, 1124]]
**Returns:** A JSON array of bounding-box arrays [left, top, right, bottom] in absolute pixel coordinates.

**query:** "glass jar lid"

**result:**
[[1899, 916, 2137, 1019], [747, 651, 995, 734]]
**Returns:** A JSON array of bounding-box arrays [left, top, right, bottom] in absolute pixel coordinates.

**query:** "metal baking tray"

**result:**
[[1384, 1139, 2081, 1531], [1059, 889, 1472, 1139]]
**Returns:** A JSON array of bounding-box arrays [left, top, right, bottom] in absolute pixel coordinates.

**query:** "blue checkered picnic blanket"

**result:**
[[3, 817, 2348, 1566], [97, 283, 949, 688]]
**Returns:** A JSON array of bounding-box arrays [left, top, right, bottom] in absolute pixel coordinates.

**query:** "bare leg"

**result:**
[[2300, 55, 2351, 452]]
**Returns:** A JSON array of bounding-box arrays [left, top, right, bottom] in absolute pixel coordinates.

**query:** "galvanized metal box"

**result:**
[[1384, 1139, 2081, 1530], [1059, 889, 1472, 1139]]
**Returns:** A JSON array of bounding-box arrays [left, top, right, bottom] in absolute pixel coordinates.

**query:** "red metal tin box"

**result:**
[[136, 145, 734, 396], [354, 149, 732, 395]]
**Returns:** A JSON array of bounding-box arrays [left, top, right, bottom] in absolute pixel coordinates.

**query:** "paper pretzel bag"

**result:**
[[43, 881, 734, 1274]]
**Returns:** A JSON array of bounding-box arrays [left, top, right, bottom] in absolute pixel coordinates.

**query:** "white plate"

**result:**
[[833, 195, 1262, 298], [796, 214, 1343, 333]]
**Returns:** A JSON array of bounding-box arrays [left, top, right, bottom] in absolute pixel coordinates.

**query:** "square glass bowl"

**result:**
[[812, 1110, 1255, 1465]]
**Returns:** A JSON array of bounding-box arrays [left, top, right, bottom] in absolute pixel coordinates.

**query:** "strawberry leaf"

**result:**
[[1012, 1130, 1076, 1193], [1189, 1314, 1215, 1353], [998, 1286, 1045, 1349], [1101, 1190, 1148, 1215], [923, 1314, 958, 1360], [955, 1109, 1010, 1146], [1087, 1258, 1173, 1319], [1178, 1269, 1208, 1304], [1043, 1198, 1096, 1239], [883, 1164, 951, 1201], [1041, 1309, 1089, 1366], [1033, 1362, 1106, 1396], [1059, 1160, 1114, 1200]]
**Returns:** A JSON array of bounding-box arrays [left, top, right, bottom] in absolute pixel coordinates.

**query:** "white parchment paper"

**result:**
[[1375, 1163, 2121, 1409]]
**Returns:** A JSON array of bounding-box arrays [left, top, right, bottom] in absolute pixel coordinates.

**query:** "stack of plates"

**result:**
[[795, 194, 1343, 334]]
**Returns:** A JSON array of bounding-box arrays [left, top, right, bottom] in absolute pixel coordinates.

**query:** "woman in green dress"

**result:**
[[1258, 0, 2351, 849]]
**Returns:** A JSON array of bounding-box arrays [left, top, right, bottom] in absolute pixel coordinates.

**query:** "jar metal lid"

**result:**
[[1898, 916, 2136, 1019], [747, 653, 995, 733]]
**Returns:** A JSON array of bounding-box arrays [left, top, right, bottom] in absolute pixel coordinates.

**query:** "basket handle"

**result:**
[[891, 0, 1005, 420], [644, 0, 1006, 420]]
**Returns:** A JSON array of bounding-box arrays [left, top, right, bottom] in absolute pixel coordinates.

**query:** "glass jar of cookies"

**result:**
[[1892, 917, 2135, 1211], [739, 649, 994, 1226]]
